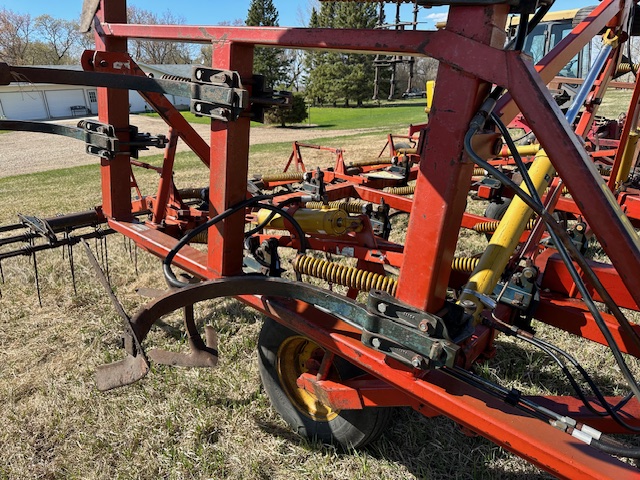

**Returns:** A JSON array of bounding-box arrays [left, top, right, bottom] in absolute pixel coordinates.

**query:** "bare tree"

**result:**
[[0, 8, 35, 64], [34, 15, 79, 64], [127, 7, 194, 64]]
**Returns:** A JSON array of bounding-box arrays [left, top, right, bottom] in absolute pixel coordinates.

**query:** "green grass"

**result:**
[[140, 99, 428, 130]]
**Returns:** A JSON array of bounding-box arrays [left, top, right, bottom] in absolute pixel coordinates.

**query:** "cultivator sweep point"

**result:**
[[6, 0, 640, 477]]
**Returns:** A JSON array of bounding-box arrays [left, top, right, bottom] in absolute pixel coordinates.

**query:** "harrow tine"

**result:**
[[81, 239, 150, 391], [67, 238, 77, 295], [31, 244, 42, 308]]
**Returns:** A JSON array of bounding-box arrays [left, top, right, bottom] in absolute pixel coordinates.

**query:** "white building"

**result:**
[[0, 64, 191, 120]]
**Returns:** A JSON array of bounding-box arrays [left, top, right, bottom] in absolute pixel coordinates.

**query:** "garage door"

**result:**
[[0, 90, 48, 120], [45, 89, 87, 118]]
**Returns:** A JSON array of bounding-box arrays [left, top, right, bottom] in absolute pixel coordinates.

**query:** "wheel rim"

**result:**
[[276, 336, 339, 421]]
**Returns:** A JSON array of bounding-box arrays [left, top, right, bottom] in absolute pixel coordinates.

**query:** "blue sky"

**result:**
[[4, 1, 597, 29]]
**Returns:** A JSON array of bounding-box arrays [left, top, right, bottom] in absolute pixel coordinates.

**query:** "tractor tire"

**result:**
[[573, 5, 640, 36], [257, 316, 392, 448]]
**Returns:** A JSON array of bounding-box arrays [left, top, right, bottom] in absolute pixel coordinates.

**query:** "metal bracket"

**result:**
[[79, 120, 120, 159], [190, 66, 248, 121], [18, 214, 57, 244], [363, 290, 469, 369], [250, 74, 293, 123]]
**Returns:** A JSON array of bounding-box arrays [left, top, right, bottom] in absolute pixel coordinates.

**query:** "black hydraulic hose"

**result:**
[[163, 195, 307, 289], [244, 196, 302, 238], [491, 111, 640, 357], [448, 364, 640, 459], [464, 123, 640, 405], [591, 438, 640, 459], [517, 330, 640, 432], [163, 195, 272, 288], [505, 1, 553, 51]]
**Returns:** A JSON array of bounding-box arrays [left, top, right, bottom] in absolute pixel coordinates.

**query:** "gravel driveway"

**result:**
[[0, 115, 374, 178]]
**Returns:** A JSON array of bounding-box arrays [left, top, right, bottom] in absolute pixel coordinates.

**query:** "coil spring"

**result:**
[[161, 73, 191, 82], [451, 256, 479, 273], [304, 200, 365, 213], [293, 255, 397, 296], [473, 168, 486, 176], [261, 172, 304, 183], [597, 165, 612, 176], [187, 230, 208, 244], [616, 63, 640, 76], [473, 218, 537, 233], [349, 158, 393, 167], [384, 185, 415, 195]]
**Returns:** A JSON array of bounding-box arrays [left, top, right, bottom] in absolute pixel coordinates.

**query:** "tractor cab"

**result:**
[[508, 9, 591, 80]]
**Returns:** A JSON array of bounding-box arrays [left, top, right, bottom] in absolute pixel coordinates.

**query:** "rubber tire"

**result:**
[[485, 197, 511, 221], [573, 5, 640, 36], [258, 317, 392, 448]]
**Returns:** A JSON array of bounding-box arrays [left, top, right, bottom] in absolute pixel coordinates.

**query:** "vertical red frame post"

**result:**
[[397, 5, 509, 312], [94, 0, 132, 220], [208, 42, 254, 277]]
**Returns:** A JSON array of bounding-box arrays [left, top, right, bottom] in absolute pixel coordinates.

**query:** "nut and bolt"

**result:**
[[411, 355, 425, 369], [459, 299, 476, 314], [371, 337, 381, 348], [377, 303, 388, 314]]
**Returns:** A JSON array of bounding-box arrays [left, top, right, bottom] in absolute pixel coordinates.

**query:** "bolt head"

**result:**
[[377, 303, 387, 314], [371, 337, 381, 348], [411, 355, 423, 368]]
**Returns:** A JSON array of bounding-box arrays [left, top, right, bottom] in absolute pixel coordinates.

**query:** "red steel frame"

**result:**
[[85, 0, 640, 477]]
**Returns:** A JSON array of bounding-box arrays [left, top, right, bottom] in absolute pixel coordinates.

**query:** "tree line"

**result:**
[[0, 1, 437, 108]]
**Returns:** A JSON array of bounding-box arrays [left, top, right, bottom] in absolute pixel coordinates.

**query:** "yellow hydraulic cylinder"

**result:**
[[498, 143, 540, 158], [615, 130, 639, 189], [460, 150, 555, 321], [256, 207, 362, 235]]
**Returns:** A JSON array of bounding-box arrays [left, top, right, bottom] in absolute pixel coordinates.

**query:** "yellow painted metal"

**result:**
[[460, 150, 555, 320], [615, 130, 639, 189], [499, 143, 541, 157], [256, 207, 361, 235], [277, 336, 338, 421], [425, 80, 435, 114]]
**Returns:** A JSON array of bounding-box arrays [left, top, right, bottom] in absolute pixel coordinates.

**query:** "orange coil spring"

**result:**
[[293, 255, 397, 296], [349, 158, 393, 167], [261, 172, 304, 182], [304, 200, 365, 213], [474, 218, 537, 233], [616, 63, 640, 76], [473, 168, 486, 176], [451, 256, 479, 273], [383, 185, 415, 195]]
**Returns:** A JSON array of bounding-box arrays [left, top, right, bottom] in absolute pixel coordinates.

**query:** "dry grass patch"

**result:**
[[1, 127, 637, 479]]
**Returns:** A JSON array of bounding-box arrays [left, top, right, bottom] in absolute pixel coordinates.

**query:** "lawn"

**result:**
[[142, 99, 429, 131]]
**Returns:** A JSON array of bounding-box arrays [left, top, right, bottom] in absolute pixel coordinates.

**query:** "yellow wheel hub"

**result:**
[[276, 336, 339, 421]]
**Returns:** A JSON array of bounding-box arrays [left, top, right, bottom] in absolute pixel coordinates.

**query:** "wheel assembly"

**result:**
[[257, 317, 391, 448]]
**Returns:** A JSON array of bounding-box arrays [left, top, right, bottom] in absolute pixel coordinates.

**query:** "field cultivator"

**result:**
[[6, 0, 640, 477]]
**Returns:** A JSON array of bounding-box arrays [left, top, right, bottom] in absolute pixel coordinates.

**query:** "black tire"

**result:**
[[573, 5, 640, 36], [485, 196, 511, 221], [258, 317, 392, 448]]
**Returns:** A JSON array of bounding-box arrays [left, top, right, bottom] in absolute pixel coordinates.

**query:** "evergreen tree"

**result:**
[[246, 0, 290, 88], [304, 2, 378, 107]]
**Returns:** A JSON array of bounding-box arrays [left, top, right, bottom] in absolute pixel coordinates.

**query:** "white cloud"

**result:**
[[423, 12, 448, 27]]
